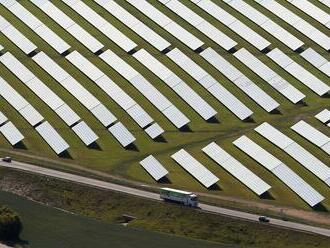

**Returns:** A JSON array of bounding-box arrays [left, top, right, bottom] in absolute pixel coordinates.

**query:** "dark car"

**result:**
[[2, 157, 12, 163], [258, 216, 270, 223]]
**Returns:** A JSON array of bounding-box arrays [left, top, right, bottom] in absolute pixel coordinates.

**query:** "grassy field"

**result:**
[[0, 0, 329, 213], [0, 169, 329, 248]]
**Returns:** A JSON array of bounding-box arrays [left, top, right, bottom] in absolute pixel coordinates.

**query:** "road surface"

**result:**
[[1, 160, 330, 237]]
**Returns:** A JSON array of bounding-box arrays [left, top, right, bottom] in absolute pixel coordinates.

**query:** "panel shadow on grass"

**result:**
[[87, 142, 102, 151], [312, 203, 328, 212], [125, 143, 139, 152], [154, 135, 167, 143], [259, 191, 275, 200], [59, 150, 72, 159], [13, 141, 27, 150]]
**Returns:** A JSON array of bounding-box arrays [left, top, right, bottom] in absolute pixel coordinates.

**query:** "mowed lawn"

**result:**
[[0, 0, 329, 211]]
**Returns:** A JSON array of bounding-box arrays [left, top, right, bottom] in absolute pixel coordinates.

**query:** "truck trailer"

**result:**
[[160, 187, 198, 207]]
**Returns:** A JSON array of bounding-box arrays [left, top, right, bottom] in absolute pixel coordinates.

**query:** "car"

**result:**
[[2, 157, 12, 163], [258, 216, 270, 223]]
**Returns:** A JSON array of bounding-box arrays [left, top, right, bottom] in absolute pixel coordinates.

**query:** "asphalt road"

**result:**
[[1, 160, 330, 237]]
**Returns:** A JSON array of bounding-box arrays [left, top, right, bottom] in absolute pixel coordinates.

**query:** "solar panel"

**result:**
[[95, 0, 170, 51], [0, 121, 24, 145], [167, 48, 253, 120], [267, 49, 330, 96], [126, 0, 204, 50], [315, 109, 330, 124], [225, 0, 303, 51], [233, 135, 325, 206], [234, 48, 305, 104], [62, 0, 136, 52], [171, 149, 219, 188], [201, 48, 279, 112], [288, 0, 330, 27], [133, 49, 217, 120], [161, 0, 237, 50], [193, 0, 270, 51], [202, 142, 271, 195], [19, 104, 44, 127], [31, 0, 104, 53], [0, 16, 37, 54], [0, 112, 8, 125], [72, 121, 99, 146], [272, 163, 325, 207], [55, 104, 81, 126], [90, 104, 117, 127], [108, 122, 136, 147], [300, 48, 330, 77], [144, 123, 164, 139], [35, 121, 69, 155], [256, 0, 330, 51], [100, 50, 190, 128], [255, 122, 330, 184], [66, 51, 155, 130], [139, 155, 169, 181], [1, 1, 71, 53], [291, 121, 330, 155]]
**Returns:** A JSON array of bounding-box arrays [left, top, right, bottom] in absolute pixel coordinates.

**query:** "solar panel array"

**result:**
[[255, 122, 330, 186], [233, 135, 325, 207], [140, 155, 169, 181], [171, 149, 219, 188], [202, 142, 271, 195], [291, 121, 330, 155], [0, 0, 329, 206]]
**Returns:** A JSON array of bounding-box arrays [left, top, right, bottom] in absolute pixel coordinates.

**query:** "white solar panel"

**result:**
[[193, 0, 270, 51], [300, 48, 330, 77], [167, 48, 253, 120], [161, 0, 237, 50], [100, 50, 189, 128], [35, 121, 69, 155], [201, 48, 279, 112], [72, 121, 99, 146], [288, 0, 330, 27], [233, 135, 282, 171], [225, 0, 303, 50], [19, 104, 44, 127], [233, 135, 325, 206], [90, 104, 117, 127], [31, 0, 104, 53], [0, 121, 24, 145], [55, 104, 81, 126], [144, 123, 164, 139], [1, 1, 71, 53], [108, 122, 135, 147], [95, 0, 170, 51], [171, 149, 219, 188], [291, 121, 330, 155], [126, 0, 203, 50], [62, 0, 136, 52], [0, 112, 8, 125], [267, 49, 330, 96], [133, 49, 217, 120], [0, 16, 37, 54], [139, 155, 169, 181], [255, 122, 330, 184], [202, 142, 271, 195], [256, 0, 330, 51], [315, 109, 330, 124], [234, 48, 305, 103]]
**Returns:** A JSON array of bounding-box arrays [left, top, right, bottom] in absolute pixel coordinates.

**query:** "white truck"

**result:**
[[160, 187, 198, 207]]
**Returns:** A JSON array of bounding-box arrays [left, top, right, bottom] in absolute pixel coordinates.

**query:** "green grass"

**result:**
[[1, 169, 329, 248], [0, 0, 329, 213]]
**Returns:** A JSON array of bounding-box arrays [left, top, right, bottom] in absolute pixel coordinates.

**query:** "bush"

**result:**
[[0, 205, 22, 241]]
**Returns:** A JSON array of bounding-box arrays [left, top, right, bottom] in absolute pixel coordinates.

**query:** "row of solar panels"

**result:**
[[0, 1, 329, 153], [1, 1, 328, 111], [3, 0, 330, 54], [140, 121, 329, 207]]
